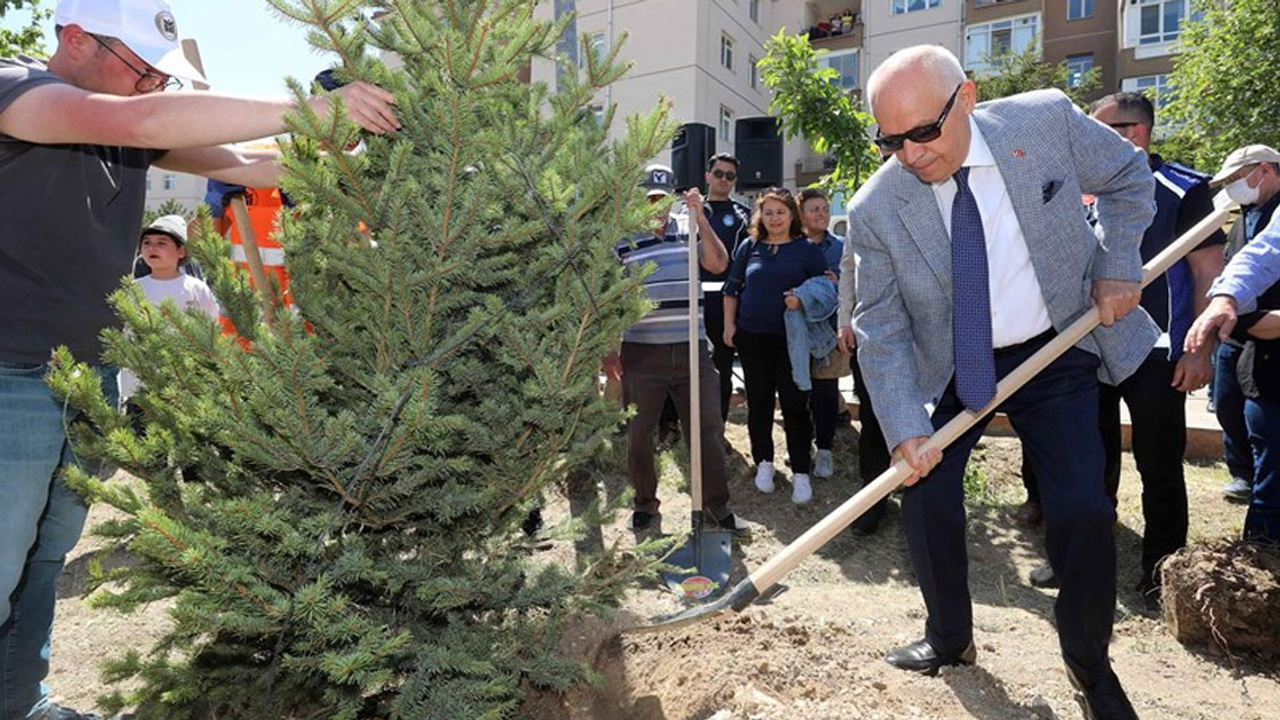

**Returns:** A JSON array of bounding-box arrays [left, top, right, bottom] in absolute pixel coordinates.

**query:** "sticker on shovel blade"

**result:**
[[678, 576, 720, 600]]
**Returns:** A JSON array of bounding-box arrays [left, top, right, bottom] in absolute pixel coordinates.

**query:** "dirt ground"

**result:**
[[49, 411, 1280, 719]]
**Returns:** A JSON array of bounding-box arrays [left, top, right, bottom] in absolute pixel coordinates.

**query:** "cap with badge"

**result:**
[[55, 0, 206, 83], [641, 163, 676, 198], [1210, 144, 1280, 186]]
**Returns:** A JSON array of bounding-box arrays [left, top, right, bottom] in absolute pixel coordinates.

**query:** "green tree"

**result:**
[[48, 1, 671, 717], [972, 43, 1099, 106], [757, 29, 879, 196], [0, 0, 50, 59], [142, 198, 194, 227], [1163, 0, 1280, 172]]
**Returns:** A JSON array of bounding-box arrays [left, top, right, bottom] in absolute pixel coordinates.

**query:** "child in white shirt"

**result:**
[[119, 215, 220, 401]]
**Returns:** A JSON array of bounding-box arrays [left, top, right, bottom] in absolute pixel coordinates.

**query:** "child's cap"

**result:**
[[140, 214, 188, 245]]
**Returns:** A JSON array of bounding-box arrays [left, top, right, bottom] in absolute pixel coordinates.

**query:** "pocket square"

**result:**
[[1042, 179, 1063, 204]]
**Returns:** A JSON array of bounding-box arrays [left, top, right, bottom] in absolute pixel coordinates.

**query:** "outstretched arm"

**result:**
[[0, 81, 398, 150]]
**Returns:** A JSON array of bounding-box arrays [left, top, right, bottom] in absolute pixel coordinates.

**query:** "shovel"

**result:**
[[635, 198, 1234, 629], [662, 201, 733, 600]]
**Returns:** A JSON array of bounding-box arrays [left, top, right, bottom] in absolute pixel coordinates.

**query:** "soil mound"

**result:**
[[1161, 540, 1280, 657]]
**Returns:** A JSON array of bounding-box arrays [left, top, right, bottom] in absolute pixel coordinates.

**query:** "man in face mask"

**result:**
[[1210, 145, 1280, 500]]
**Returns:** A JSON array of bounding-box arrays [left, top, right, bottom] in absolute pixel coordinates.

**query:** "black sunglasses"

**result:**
[[711, 168, 737, 181], [90, 34, 182, 94], [1107, 122, 1141, 130], [874, 84, 962, 153]]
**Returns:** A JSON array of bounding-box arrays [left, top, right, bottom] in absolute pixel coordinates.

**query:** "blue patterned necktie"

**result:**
[[950, 166, 997, 412]]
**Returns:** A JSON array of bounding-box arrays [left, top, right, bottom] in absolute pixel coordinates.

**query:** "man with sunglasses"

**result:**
[[1019, 92, 1226, 606], [700, 153, 754, 422], [840, 46, 1156, 719], [0, 2, 398, 718]]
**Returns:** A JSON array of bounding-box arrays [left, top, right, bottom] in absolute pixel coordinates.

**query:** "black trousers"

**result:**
[[1024, 351, 1187, 585], [810, 377, 841, 451], [734, 329, 813, 473], [903, 336, 1116, 687], [704, 291, 736, 421], [852, 352, 891, 525]]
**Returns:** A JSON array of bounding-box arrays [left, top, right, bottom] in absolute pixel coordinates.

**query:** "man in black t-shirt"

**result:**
[[700, 152, 753, 421], [0, 2, 397, 717]]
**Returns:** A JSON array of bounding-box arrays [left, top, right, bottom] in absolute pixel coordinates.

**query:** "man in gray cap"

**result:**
[[1209, 144, 1280, 500], [0, 2, 398, 717], [607, 164, 749, 535]]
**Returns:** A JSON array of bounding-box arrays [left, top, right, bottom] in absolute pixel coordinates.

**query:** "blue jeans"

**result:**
[[1244, 397, 1280, 543], [0, 361, 117, 720], [1215, 343, 1254, 484]]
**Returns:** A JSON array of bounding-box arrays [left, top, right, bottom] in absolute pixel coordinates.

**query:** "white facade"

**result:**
[[863, 0, 963, 89], [532, 0, 813, 189], [144, 168, 205, 215]]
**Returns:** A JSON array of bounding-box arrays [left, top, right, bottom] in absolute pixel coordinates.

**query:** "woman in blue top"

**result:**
[[724, 187, 829, 504]]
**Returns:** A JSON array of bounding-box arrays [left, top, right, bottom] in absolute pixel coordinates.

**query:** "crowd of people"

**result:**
[[1, 1, 1277, 719], [609, 44, 1277, 720]]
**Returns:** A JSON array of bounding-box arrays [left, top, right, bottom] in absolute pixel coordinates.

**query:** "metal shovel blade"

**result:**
[[662, 515, 732, 601]]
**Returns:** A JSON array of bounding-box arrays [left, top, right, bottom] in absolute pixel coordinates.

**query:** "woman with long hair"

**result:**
[[723, 187, 830, 504]]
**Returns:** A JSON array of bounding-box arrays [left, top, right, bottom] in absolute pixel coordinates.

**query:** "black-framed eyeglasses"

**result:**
[[711, 168, 737, 181], [90, 34, 182, 94], [1107, 122, 1140, 130], [874, 84, 962, 153]]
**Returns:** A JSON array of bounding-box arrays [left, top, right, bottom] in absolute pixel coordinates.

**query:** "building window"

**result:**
[[720, 33, 734, 71], [1124, 74, 1172, 108], [1068, 0, 1093, 20], [965, 14, 1040, 72], [817, 50, 859, 92], [749, 54, 759, 89], [1066, 53, 1094, 88], [580, 32, 606, 68], [163, 174, 177, 191], [720, 105, 734, 143], [1138, 0, 1187, 45], [749, 0, 759, 24], [893, 0, 941, 14]]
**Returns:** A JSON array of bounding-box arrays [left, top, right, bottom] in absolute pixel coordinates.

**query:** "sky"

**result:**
[[2, 1, 339, 97]]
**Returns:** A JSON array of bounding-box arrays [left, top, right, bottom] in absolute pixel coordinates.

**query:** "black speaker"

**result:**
[[672, 122, 716, 193], [735, 116, 783, 190]]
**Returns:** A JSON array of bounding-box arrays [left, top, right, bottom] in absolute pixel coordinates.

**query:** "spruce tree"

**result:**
[[48, 1, 672, 717]]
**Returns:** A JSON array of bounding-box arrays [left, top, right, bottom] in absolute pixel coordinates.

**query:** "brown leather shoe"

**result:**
[[1013, 499, 1043, 528]]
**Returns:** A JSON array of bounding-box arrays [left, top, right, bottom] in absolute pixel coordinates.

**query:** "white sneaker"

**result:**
[[814, 449, 834, 478], [754, 461, 776, 493], [792, 473, 813, 504]]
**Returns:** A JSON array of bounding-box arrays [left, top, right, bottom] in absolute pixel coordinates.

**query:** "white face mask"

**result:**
[[1225, 167, 1261, 206]]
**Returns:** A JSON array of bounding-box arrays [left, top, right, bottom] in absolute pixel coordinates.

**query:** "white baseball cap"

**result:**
[[55, 0, 206, 83]]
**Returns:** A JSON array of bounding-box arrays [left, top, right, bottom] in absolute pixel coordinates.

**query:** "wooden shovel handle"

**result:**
[[688, 208, 704, 513], [743, 205, 1233, 594], [228, 194, 279, 328]]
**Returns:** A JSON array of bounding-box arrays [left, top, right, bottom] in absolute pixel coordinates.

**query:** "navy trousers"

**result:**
[[902, 336, 1117, 686]]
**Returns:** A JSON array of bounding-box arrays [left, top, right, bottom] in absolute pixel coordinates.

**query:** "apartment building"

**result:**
[[958, 0, 1201, 109]]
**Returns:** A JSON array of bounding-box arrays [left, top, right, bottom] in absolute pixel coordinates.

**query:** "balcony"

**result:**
[[810, 22, 864, 51]]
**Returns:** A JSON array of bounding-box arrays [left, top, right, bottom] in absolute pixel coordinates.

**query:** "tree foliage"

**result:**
[[757, 29, 879, 196], [0, 0, 50, 59], [142, 198, 194, 227], [972, 43, 1099, 107], [1163, 0, 1280, 172], [48, 1, 673, 717]]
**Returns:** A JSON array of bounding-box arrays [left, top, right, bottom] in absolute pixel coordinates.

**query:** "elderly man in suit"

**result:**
[[838, 46, 1155, 719]]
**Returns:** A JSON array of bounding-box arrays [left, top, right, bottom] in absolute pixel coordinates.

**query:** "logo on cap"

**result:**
[[155, 11, 177, 42], [651, 169, 670, 186]]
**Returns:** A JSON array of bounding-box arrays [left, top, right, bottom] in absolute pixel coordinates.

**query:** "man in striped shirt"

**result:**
[[609, 164, 747, 533]]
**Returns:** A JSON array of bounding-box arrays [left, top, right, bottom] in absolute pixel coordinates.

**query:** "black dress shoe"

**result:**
[[1067, 667, 1138, 720], [884, 639, 976, 676]]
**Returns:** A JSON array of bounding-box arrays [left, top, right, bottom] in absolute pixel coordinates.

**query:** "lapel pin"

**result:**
[[1012, 148, 1026, 158]]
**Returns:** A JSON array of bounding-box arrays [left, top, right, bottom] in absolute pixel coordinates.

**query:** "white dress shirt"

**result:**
[[931, 117, 1053, 348]]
